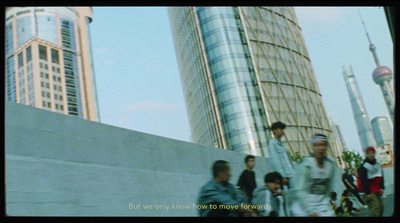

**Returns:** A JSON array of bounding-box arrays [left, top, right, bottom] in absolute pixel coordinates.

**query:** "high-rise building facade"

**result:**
[[5, 7, 100, 121], [330, 117, 347, 152], [371, 116, 393, 148], [342, 64, 377, 151], [169, 7, 341, 158]]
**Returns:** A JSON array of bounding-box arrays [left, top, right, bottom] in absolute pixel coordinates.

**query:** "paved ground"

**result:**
[[352, 193, 394, 217]]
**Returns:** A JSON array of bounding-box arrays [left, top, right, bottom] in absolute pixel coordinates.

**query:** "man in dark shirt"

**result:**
[[198, 160, 257, 217], [342, 165, 366, 206], [237, 155, 257, 202]]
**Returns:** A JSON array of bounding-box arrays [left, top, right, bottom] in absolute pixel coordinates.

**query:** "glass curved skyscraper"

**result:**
[[342, 64, 377, 151], [169, 7, 341, 158], [5, 7, 99, 121]]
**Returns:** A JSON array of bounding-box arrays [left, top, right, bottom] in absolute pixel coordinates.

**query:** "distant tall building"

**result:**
[[342, 64, 377, 151], [5, 7, 100, 121], [359, 11, 394, 122], [371, 116, 393, 148], [169, 7, 341, 159], [330, 117, 347, 152]]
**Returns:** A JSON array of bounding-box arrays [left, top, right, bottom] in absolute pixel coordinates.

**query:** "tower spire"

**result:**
[[358, 9, 394, 123], [358, 9, 381, 67]]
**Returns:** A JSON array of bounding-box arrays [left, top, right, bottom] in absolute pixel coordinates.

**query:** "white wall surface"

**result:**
[[5, 102, 393, 216], [5, 102, 270, 216]]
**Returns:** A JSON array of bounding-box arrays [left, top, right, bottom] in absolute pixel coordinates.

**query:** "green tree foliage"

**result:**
[[290, 151, 304, 163], [341, 150, 363, 169]]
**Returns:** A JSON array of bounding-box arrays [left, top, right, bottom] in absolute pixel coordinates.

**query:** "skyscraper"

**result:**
[[330, 117, 347, 152], [5, 7, 100, 121], [371, 116, 393, 148], [342, 64, 377, 151], [169, 7, 341, 158]]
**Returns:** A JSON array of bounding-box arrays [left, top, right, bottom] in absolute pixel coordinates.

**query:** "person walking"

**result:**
[[342, 165, 367, 207], [237, 155, 257, 202], [357, 146, 385, 216], [289, 134, 338, 217], [267, 121, 294, 216]]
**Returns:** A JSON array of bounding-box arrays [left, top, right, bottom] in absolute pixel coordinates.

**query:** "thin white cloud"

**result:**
[[119, 101, 181, 113]]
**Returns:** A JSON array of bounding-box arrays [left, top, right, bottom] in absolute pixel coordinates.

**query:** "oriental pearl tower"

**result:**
[[359, 10, 394, 122]]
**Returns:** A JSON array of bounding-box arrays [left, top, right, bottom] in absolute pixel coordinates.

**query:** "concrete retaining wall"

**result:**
[[6, 102, 271, 216], [5, 102, 393, 216]]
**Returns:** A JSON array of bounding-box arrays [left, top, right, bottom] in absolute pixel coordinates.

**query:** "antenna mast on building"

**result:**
[[358, 9, 394, 122]]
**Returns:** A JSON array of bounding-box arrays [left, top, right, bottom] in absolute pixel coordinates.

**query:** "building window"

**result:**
[[26, 46, 32, 62], [6, 23, 14, 56], [18, 53, 23, 68], [26, 46, 32, 63], [51, 49, 59, 64], [39, 45, 47, 60]]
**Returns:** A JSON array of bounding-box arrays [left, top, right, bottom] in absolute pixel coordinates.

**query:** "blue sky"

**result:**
[[90, 7, 393, 156]]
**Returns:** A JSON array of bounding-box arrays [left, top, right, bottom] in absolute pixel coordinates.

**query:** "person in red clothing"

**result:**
[[357, 146, 385, 216]]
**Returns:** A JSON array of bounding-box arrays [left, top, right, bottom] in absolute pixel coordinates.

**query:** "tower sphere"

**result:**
[[373, 66, 392, 85], [369, 44, 376, 51]]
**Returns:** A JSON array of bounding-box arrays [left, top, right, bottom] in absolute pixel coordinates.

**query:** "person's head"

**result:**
[[245, 155, 255, 170], [342, 189, 351, 197], [213, 160, 231, 183], [351, 168, 358, 176], [344, 164, 350, 173], [264, 172, 282, 193], [330, 191, 337, 201], [311, 134, 329, 159], [365, 146, 376, 160], [271, 121, 286, 140]]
